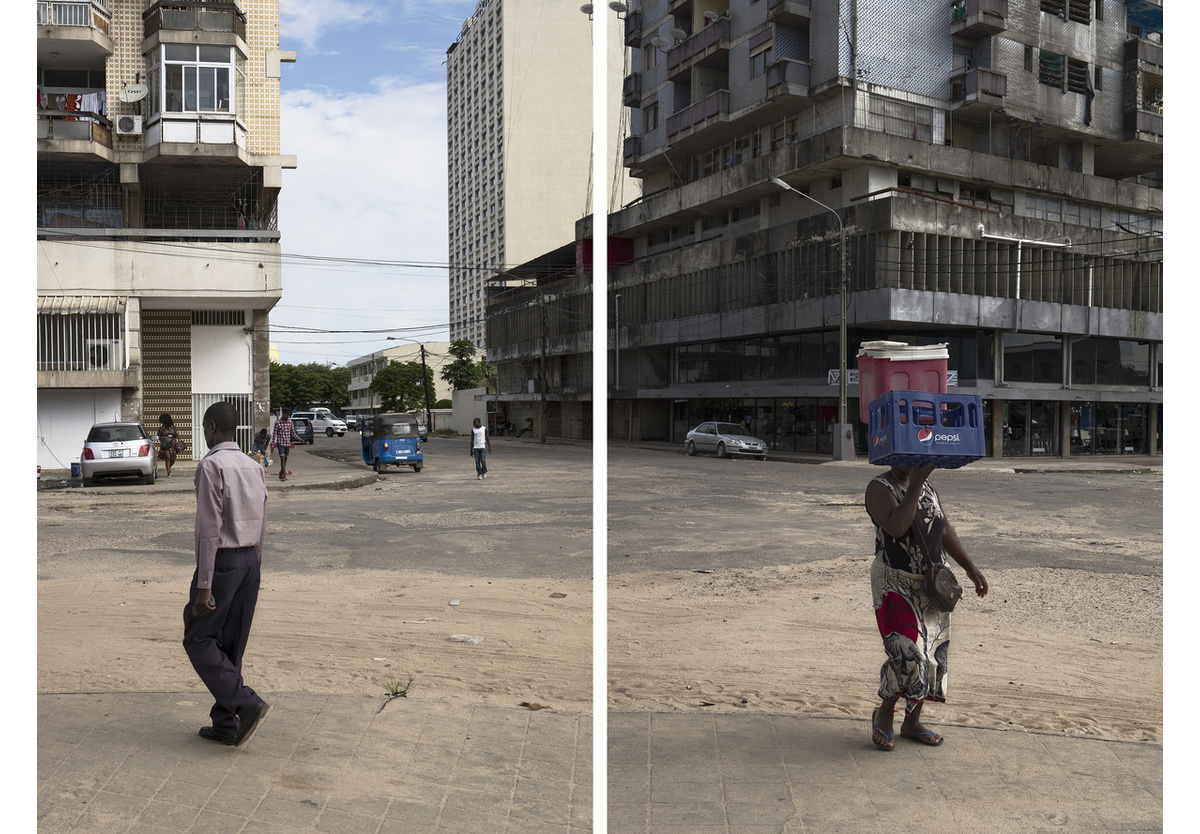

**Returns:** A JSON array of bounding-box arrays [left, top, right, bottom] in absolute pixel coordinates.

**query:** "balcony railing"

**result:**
[[767, 0, 811, 27], [1125, 108, 1163, 141], [624, 11, 644, 47], [37, 110, 112, 146], [667, 17, 730, 75], [950, 0, 1006, 38], [766, 58, 810, 93], [950, 67, 1007, 102], [623, 73, 643, 107], [37, 1, 111, 34], [624, 135, 641, 161], [143, 1, 245, 40], [1124, 36, 1163, 71], [666, 89, 729, 136]]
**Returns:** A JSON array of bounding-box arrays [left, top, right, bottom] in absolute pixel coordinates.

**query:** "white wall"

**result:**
[[192, 325, 254, 394], [37, 388, 125, 470], [450, 386, 490, 435]]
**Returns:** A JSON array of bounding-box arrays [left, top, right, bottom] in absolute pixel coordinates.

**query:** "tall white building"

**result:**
[[446, 0, 636, 352]]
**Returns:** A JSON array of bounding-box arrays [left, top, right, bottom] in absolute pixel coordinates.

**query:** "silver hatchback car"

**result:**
[[80, 422, 157, 485], [684, 422, 768, 460]]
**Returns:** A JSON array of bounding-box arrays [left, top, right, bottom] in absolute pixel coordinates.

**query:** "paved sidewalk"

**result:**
[[38, 445, 378, 495], [38, 692, 591, 833], [608, 711, 1162, 833]]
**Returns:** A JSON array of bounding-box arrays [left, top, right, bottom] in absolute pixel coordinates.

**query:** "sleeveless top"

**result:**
[[871, 472, 946, 573]]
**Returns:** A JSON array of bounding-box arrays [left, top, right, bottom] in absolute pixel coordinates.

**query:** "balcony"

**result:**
[[1124, 36, 1163, 72], [949, 67, 1006, 110], [667, 17, 730, 84], [625, 11, 644, 47], [37, 109, 113, 152], [766, 58, 810, 99], [623, 73, 643, 107], [767, 0, 811, 29], [143, 1, 246, 42], [624, 135, 641, 163], [949, 0, 1007, 39], [37, 1, 114, 65], [666, 89, 730, 138], [1124, 108, 1163, 143], [668, 0, 693, 16]]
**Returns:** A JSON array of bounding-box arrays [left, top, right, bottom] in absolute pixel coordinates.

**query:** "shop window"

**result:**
[[1003, 333, 1062, 384]]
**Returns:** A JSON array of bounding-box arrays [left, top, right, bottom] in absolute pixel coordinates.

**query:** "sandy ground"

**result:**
[[608, 556, 1162, 743], [37, 571, 593, 711]]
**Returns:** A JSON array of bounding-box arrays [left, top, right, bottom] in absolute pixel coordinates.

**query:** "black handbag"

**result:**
[[910, 518, 962, 613]]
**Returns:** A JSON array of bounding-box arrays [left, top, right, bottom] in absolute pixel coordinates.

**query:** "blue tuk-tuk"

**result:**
[[362, 412, 423, 473]]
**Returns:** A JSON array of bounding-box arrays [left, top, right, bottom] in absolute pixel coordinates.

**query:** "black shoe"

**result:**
[[234, 701, 270, 747], [198, 726, 237, 746]]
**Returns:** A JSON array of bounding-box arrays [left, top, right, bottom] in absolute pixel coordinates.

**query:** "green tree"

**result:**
[[369, 361, 434, 413], [270, 361, 350, 411], [439, 339, 486, 391]]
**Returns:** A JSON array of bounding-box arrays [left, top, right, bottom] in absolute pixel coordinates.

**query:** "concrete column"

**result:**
[[991, 397, 1004, 459], [1147, 401, 1159, 456], [252, 309, 271, 433]]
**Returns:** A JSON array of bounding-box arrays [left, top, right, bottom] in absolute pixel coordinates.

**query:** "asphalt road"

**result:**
[[607, 445, 1162, 577], [37, 434, 594, 582]]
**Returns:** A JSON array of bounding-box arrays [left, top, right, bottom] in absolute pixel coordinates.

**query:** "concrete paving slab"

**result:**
[[38, 692, 591, 833], [608, 710, 1161, 833]]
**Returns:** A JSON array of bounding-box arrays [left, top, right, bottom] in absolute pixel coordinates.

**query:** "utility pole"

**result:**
[[539, 286, 547, 443], [418, 344, 433, 431]]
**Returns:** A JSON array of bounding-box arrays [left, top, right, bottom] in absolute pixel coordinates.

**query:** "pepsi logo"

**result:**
[[917, 428, 934, 445]]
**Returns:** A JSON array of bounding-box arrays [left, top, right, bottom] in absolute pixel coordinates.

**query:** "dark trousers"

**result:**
[[182, 546, 262, 735]]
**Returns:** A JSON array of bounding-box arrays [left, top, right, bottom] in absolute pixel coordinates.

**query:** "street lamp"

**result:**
[[770, 177, 853, 461]]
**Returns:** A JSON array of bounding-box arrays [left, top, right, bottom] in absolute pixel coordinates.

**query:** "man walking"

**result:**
[[183, 401, 270, 747], [270, 408, 303, 481], [470, 416, 491, 479]]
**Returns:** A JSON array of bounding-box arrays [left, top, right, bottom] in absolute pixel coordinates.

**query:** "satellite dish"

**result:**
[[121, 83, 147, 103], [580, 3, 593, 14], [669, 27, 687, 40], [650, 36, 671, 49], [609, 1, 629, 11]]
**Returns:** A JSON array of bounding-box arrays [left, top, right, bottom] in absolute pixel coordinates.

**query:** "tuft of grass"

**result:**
[[385, 675, 415, 699]]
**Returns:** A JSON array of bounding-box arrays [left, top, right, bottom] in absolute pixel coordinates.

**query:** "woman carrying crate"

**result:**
[[864, 462, 988, 751]]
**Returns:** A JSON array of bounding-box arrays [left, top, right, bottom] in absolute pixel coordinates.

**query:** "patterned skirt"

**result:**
[[870, 554, 951, 706]]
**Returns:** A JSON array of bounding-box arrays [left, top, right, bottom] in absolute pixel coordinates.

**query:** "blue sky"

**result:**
[[272, 0, 481, 368]]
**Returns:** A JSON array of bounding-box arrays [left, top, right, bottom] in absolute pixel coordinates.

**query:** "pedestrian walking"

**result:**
[[157, 414, 178, 477], [470, 417, 491, 479], [517, 416, 533, 437], [864, 462, 988, 751], [183, 401, 270, 747], [270, 408, 303, 481]]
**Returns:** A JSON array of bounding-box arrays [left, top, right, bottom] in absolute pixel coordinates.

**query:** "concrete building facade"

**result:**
[[37, 0, 296, 468], [346, 341, 455, 421], [446, 0, 636, 353], [608, 0, 1162, 457]]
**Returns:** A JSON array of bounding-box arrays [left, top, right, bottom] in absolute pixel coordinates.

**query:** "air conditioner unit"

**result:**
[[86, 338, 123, 371], [115, 115, 143, 135]]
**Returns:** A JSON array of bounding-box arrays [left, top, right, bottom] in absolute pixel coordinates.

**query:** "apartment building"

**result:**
[[36, 0, 295, 469], [609, 0, 1162, 458], [346, 341, 455, 420], [446, 0, 636, 353]]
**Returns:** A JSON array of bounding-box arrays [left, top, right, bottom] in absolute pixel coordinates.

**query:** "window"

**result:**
[[645, 102, 659, 132], [1093, 66, 1103, 91], [1067, 0, 1091, 24], [750, 47, 773, 79], [1038, 49, 1064, 88], [1004, 333, 1062, 384], [643, 44, 659, 70], [1024, 45, 1033, 72], [1027, 194, 1062, 221], [1066, 57, 1088, 94], [148, 45, 241, 117]]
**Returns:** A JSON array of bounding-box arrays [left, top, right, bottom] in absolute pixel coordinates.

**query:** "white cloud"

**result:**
[[280, 0, 375, 52], [274, 77, 451, 364]]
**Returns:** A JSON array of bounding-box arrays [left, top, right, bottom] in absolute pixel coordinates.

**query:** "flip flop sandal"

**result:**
[[901, 730, 944, 746], [870, 708, 894, 751]]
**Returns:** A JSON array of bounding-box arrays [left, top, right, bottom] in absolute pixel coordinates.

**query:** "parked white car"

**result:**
[[80, 422, 157, 485], [292, 411, 348, 437]]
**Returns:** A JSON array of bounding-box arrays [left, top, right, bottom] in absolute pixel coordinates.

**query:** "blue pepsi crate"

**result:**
[[867, 389, 985, 469]]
